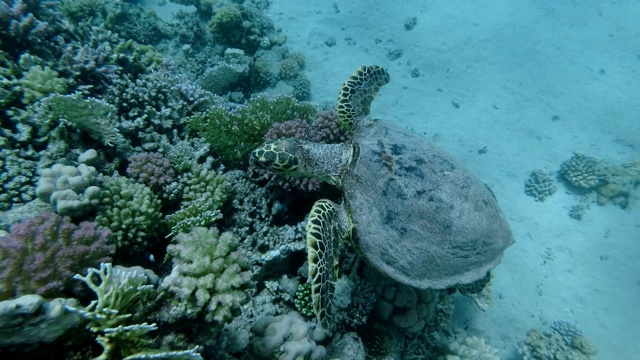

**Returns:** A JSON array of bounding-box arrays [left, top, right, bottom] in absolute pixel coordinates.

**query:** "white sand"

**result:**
[[148, 1, 640, 357]]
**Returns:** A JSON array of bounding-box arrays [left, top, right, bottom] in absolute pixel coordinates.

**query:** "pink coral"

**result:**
[[0, 212, 114, 300], [126, 152, 176, 191]]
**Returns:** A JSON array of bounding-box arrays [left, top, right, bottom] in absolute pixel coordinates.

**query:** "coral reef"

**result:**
[[518, 320, 597, 360], [208, 3, 275, 54], [525, 170, 557, 202], [251, 311, 327, 360], [67, 263, 202, 359], [36, 151, 101, 217], [126, 151, 175, 192], [560, 153, 607, 190], [96, 176, 163, 253], [159, 227, 253, 324], [188, 94, 317, 167], [559, 153, 640, 209], [446, 334, 500, 360], [0, 212, 113, 300]]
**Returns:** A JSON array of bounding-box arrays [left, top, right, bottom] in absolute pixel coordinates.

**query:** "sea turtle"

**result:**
[[250, 65, 514, 330]]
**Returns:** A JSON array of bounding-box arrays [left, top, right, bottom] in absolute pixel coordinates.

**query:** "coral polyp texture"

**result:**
[[159, 227, 253, 324], [126, 151, 176, 191], [525, 170, 557, 202], [518, 320, 597, 360], [0, 212, 113, 301], [560, 152, 607, 190], [96, 176, 163, 252]]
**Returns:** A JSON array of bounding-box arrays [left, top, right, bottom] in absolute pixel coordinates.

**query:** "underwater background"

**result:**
[[1, 0, 638, 359]]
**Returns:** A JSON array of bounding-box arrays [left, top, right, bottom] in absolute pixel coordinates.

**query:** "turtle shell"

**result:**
[[341, 121, 514, 289]]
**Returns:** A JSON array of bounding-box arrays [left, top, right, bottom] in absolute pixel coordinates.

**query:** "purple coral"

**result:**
[[264, 110, 349, 144], [310, 109, 350, 144], [126, 152, 176, 191], [0, 212, 114, 300]]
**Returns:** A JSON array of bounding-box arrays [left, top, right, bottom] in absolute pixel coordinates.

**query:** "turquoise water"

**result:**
[[1, 1, 638, 359]]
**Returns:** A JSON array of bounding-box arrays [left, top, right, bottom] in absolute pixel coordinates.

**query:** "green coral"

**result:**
[[96, 176, 163, 253], [160, 227, 253, 324], [294, 283, 314, 317], [18, 65, 67, 104], [188, 95, 317, 167], [67, 263, 202, 360], [208, 3, 273, 53], [39, 93, 124, 147]]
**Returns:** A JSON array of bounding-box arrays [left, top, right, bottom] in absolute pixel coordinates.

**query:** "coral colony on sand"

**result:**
[[0, 1, 604, 359]]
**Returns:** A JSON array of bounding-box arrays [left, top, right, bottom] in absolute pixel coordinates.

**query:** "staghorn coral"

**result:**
[[105, 64, 215, 152], [0, 212, 113, 301], [96, 176, 163, 253], [525, 170, 557, 202], [164, 161, 227, 236], [0, 0, 65, 58], [159, 227, 253, 324]]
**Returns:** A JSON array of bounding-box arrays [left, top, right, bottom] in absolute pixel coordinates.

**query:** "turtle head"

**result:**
[[250, 138, 303, 176]]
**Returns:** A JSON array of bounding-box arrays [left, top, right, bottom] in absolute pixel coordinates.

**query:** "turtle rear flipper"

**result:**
[[306, 199, 350, 331], [336, 65, 390, 132]]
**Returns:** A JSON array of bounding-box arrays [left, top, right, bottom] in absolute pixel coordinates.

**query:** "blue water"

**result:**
[[1, 1, 638, 359]]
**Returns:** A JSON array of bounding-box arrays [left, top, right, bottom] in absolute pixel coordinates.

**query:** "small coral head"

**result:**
[[250, 138, 302, 175]]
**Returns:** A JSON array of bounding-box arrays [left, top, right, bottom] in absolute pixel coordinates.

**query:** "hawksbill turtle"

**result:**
[[250, 65, 514, 330]]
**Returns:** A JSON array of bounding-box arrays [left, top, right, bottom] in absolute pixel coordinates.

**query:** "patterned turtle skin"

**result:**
[[250, 65, 514, 331]]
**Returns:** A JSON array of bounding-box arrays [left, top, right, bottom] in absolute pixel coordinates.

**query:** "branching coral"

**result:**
[[188, 94, 316, 168], [38, 92, 124, 147], [159, 227, 253, 324], [126, 152, 176, 192], [67, 263, 203, 360], [0, 212, 113, 300], [96, 176, 163, 253]]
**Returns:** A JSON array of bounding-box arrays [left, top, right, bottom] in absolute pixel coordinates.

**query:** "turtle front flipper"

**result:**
[[336, 65, 390, 132], [306, 199, 350, 331]]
